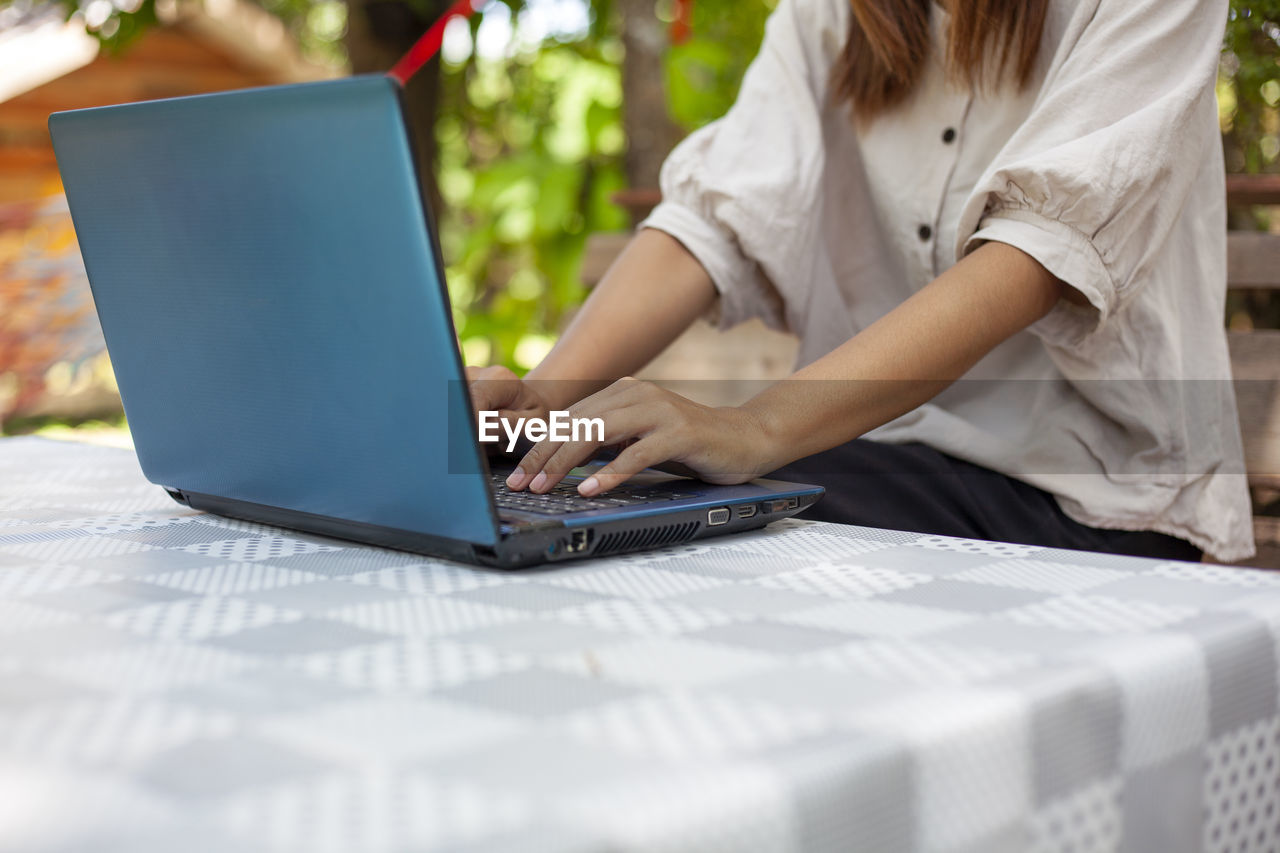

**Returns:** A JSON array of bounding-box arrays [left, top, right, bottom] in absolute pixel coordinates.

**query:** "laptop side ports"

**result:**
[[707, 507, 731, 526], [567, 529, 592, 553], [735, 504, 758, 519]]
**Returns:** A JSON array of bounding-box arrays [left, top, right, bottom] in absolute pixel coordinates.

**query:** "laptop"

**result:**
[[48, 74, 823, 568]]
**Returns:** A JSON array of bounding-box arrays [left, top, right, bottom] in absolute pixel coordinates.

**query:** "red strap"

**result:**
[[387, 0, 481, 86], [670, 0, 694, 45]]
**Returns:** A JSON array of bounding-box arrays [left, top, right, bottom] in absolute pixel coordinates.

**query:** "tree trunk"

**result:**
[[344, 0, 447, 219], [618, 0, 682, 197]]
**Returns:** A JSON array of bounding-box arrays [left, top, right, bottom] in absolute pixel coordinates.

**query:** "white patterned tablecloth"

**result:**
[[1, 437, 1278, 853]]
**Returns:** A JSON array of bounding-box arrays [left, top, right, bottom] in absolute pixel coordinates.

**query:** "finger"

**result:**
[[508, 438, 565, 491], [515, 406, 647, 492], [468, 365, 520, 413], [527, 437, 605, 493], [479, 409, 533, 459], [506, 404, 594, 490], [578, 439, 669, 496]]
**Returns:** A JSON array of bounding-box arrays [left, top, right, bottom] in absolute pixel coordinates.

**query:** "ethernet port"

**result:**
[[568, 529, 592, 553]]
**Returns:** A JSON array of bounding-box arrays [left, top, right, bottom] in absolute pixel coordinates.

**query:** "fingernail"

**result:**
[[578, 476, 599, 496], [506, 468, 526, 490], [530, 471, 548, 492]]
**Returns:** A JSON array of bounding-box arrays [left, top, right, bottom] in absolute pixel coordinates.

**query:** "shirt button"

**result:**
[[918, 224, 933, 241], [942, 127, 957, 144]]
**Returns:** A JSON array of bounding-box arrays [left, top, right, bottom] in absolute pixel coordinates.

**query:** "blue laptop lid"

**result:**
[[50, 75, 499, 546]]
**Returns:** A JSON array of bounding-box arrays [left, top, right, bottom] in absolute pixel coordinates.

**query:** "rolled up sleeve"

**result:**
[[639, 0, 849, 331], [959, 0, 1227, 348], [642, 195, 776, 330]]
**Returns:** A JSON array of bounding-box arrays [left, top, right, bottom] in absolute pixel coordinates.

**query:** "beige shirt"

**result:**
[[641, 0, 1254, 561]]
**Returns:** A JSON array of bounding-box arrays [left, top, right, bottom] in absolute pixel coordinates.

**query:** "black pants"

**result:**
[[768, 440, 1202, 561]]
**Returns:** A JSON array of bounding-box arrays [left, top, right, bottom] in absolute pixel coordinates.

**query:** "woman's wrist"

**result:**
[[522, 369, 604, 413], [731, 399, 794, 478], [736, 384, 879, 476]]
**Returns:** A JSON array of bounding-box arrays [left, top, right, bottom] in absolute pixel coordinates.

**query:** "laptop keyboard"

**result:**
[[490, 474, 694, 516]]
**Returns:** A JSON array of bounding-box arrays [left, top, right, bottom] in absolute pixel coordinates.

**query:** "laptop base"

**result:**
[[168, 487, 820, 569]]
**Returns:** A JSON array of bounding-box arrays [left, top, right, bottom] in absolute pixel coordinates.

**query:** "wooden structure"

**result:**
[[1224, 195, 1280, 567], [581, 182, 1280, 568], [0, 2, 338, 423], [0, 2, 338, 206]]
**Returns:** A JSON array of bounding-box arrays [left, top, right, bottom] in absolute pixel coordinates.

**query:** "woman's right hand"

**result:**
[[464, 230, 718, 460], [466, 366, 552, 455]]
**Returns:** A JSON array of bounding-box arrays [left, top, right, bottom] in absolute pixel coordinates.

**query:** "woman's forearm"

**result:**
[[528, 229, 717, 410], [742, 241, 1067, 471], [506, 241, 1073, 495]]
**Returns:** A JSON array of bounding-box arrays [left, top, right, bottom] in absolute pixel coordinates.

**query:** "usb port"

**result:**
[[766, 496, 801, 514], [707, 507, 731, 526], [735, 504, 758, 519]]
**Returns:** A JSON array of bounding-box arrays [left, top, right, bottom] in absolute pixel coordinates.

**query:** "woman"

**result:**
[[470, 0, 1255, 563]]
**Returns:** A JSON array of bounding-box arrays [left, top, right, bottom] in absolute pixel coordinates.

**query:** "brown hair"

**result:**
[[833, 0, 1049, 121]]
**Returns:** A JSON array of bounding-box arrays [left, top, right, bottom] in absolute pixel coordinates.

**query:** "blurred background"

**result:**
[[0, 0, 1277, 447]]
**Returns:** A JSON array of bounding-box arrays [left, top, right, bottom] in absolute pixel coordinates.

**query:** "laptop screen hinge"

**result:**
[[162, 487, 190, 506]]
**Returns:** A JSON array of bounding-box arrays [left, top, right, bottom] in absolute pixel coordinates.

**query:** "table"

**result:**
[[1, 437, 1278, 853]]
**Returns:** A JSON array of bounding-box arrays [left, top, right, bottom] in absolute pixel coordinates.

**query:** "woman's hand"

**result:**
[[466, 366, 551, 455], [505, 378, 774, 496]]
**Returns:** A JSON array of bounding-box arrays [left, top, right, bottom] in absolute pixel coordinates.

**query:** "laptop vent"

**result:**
[[592, 521, 701, 557]]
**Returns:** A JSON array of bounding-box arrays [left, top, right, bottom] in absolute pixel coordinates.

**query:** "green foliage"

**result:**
[[48, 0, 1280, 364], [1220, 1, 1280, 330], [436, 18, 628, 370], [62, 0, 348, 66], [2, 411, 127, 438], [293, 0, 348, 64], [443, 0, 773, 371], [1220, 0, 1280, 174], [662, 0, 773, 131], [61, 0, 159, 53]]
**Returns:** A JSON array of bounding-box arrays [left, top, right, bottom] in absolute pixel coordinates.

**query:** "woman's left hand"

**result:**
[[505, 378, 773, 496]]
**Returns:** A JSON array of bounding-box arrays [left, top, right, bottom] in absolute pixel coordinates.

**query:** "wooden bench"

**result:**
[[1226, 230, 1280, 567], [581, 210, 1280, 568]]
